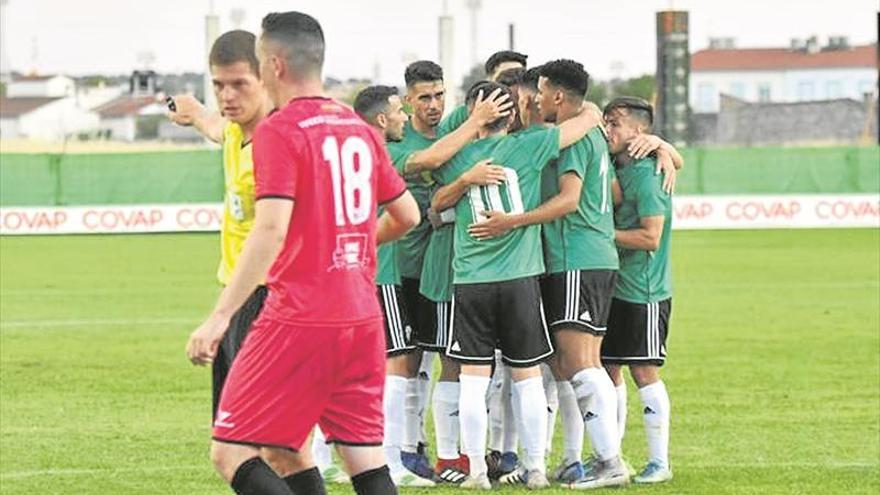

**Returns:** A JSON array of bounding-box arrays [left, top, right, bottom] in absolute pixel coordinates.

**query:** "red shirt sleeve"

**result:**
[[253, 123, 298, 200], [373, 134, 407, 205]]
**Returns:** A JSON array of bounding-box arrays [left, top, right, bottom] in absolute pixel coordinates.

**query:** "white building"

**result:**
[[93, 95, 165, 142], [0, 96, 100, 139], [5, 75, 76, 98], [0, 74, 108, 140], [690, 38, 877, 113]]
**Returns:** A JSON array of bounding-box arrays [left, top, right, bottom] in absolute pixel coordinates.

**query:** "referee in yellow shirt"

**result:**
[[168, 30, 272, 418]]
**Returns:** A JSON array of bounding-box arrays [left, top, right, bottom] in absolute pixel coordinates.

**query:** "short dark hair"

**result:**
[[604, 96, 654, 128], [495, 67, 525, 88], [539, 59, 590, 98], [260, 11, 325, 79], [209, 30, 259, 75], [404, 60, 443, 87], [485, 50, 528, 76], [519, 66, 542, 93], [466, 80, 511, 133], [353, 85, 398, 122]]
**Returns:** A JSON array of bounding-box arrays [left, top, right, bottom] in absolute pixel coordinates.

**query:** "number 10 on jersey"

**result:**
[[322, 136, 373, 227]]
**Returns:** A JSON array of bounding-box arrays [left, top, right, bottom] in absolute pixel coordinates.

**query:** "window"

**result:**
[[797, 81, 815, 101], [698, 82, 715, 112], [730, 82, 747, 99], [757, 83, 771, 102], [825, 81, 842, 99], [858, 80, 876, 98]]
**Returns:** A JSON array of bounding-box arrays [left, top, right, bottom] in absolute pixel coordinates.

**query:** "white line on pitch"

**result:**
[[0, 317, 202, 329], [0, 465, 206, 480]]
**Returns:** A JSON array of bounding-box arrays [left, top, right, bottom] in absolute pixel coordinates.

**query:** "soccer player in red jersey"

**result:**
[[186, 11, 419, 495]]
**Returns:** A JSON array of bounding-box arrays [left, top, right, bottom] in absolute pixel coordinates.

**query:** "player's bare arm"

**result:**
[[469, 172, 582, 240], [377, 191, 420, 245], [166, 94, 227, 144], [404, 89, 513, 173], [627, 134, 684, 193], [186, 198, 293, 365], [628, 134, 684, 168], [558, 103, 602, 149], [430, 159, 507, 212], [615, 214, 665, 251]]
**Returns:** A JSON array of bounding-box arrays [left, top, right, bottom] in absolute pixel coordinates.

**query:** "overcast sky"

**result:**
[[1, 0, 877, 84]]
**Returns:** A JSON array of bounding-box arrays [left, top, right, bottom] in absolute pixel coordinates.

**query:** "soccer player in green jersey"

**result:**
[[485, 50, 529, 82], [380, 63, 512, 481], [352, 85, 435, 488], [430, 80, 600, 489], [469, 60, 627, 489], [601, 97, 674, 484]]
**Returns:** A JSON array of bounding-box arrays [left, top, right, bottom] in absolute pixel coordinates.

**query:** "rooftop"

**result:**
[[692, 43, 877, 71]]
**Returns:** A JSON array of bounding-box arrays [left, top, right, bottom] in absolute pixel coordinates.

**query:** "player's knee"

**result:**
[[605, 364, 624, 385], [262, 447, 312, 477], [210, 442, 240, 481], [630, 365, 660, 388], [439, 356, 460, 381], [509, 365, 541, 382]]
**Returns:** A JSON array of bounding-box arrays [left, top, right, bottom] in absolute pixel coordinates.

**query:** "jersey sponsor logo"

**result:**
[[328, 233, 369, 271], [214, 410, 235, 428], [226, 192, 246, 221]]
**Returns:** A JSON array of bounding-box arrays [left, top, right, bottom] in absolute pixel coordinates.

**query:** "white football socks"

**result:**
[[402, 377, 421, 453], [432, 380, 461, 460], [459, 374, 491, 476], [311, 426, 332, 468], [639, 380, 670, 467], [542, 366, 559, 457], [571, 367, 620, 461], [615, 382, 628, 441], [557, 380, 585, 464], [501, 368, 520, 454], [416, 353, 434, 445], [384, 375, 409, 474], [486, 355, 505, 452], [513, 376, 548, 474]]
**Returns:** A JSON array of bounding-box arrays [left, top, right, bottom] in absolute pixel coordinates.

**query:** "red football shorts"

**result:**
[[212, 317, 386, 451]]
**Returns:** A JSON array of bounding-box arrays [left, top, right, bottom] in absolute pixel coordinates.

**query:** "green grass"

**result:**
[[1, 230, 878, 494]]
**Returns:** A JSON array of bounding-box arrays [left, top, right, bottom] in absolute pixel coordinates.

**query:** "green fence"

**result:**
[[0, 146, 878, 207]]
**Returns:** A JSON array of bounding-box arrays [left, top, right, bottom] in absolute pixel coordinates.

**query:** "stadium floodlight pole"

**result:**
[[466, 0, 482, 68], [203, 0, 219, 112], [438, 0, 457, 110], [0, 0, 10, 81]]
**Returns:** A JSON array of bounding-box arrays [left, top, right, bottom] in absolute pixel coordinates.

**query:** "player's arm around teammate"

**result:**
[[602, 97, 674, 484]]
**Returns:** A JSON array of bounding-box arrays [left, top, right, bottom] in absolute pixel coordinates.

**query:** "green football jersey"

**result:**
[[419, 223, 454, 302], [438, 104, 469, 136], [376, 207, 400, 286], [418, 104, 468, 301], [614, 156, 673, 303], [387, 120, 436, 279], [542, 127, 619, 273], [434, 127, 561, 284]]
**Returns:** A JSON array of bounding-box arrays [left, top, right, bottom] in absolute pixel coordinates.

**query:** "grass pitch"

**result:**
[[1, 229, 878, 494]]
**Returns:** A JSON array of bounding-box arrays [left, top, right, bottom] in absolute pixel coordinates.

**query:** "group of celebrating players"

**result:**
[[174, 10, 678, 495]]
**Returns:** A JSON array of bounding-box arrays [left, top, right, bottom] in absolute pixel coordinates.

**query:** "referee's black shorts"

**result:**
[[212, 285, 268, 419]]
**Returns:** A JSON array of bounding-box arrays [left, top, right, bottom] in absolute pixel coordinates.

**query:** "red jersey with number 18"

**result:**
[[252, 96, 407, 327]]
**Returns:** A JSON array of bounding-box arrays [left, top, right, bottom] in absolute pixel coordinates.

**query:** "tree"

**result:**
[[612, 74, 655, 103]]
